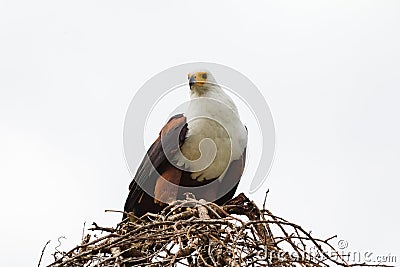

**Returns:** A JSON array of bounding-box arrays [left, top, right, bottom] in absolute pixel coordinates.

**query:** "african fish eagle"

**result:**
[[124, 70, 248, 217]]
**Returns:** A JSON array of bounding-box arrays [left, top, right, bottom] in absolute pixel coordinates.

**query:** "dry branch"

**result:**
[[46, 193, 394, 267]]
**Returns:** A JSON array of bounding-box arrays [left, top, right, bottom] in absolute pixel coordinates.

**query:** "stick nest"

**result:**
[[46, 193, 391, 267]]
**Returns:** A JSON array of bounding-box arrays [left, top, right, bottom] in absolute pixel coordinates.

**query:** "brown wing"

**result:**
[[123, 114, 188, 218]]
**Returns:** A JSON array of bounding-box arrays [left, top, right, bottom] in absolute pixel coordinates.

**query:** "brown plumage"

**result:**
[[124, 70, 248, 218], [123, 114, 246, 218]]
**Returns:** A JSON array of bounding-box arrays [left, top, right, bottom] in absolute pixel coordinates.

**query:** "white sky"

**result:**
[[0, 1, 399, 266]]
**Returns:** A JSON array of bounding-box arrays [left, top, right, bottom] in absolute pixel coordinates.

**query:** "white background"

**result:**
[[0, 1, 399, 266]]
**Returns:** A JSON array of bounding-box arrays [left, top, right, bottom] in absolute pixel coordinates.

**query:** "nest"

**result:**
[[44, 193, 391, 267]]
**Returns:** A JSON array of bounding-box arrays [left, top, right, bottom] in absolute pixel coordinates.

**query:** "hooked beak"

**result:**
[[189, 75, 196, 88]]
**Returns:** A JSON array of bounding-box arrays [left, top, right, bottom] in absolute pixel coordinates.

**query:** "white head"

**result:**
[[186, 70, 239, 117], [187, 70, 219, 97]]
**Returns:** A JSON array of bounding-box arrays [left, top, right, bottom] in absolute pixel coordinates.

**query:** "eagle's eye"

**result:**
[[202, 73, 207, 79]]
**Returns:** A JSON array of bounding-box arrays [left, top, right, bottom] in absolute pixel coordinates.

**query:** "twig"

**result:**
[[38, 240, 50, 267]]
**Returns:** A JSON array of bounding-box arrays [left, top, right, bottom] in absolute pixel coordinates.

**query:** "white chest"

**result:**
[[179, 109, 247, 181]]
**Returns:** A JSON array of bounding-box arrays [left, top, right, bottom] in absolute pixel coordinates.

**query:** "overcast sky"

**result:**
[[1, 1, 399, 266]]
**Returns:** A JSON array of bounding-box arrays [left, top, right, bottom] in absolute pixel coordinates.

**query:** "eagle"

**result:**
[[124, 70, 248, 218]]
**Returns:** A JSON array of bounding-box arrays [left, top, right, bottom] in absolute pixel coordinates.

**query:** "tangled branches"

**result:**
[[47, 193, 393, 267]]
